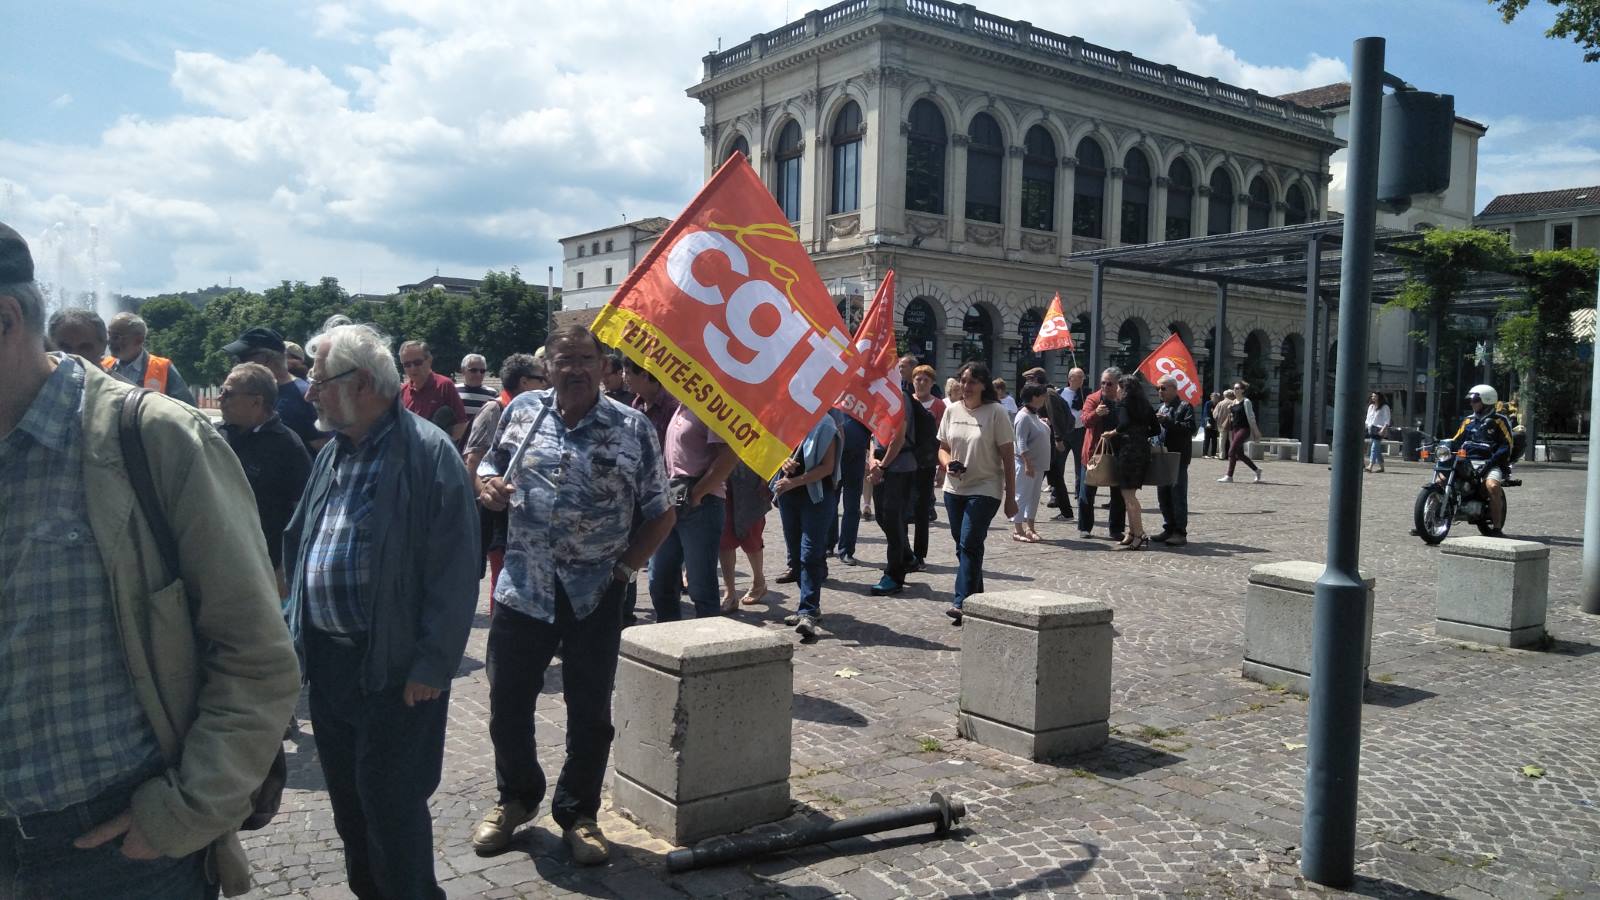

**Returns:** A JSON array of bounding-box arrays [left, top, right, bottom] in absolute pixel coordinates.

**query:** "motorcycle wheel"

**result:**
[[1414, 485, 1451, 545], [1476, 497, 1506, 536]]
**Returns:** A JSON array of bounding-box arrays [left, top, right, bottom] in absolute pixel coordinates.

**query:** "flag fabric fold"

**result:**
[[834, 271, 905, 447], [1033, 292, 1076, 353], [1136, 333, 1203, 405]]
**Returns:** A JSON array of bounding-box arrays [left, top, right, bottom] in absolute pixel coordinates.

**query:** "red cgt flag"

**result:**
[[591, 154, 857, 479], [1033, 293, 1075, 353], [834, 271, 906, 447], [1136, 333, 1203, 406]]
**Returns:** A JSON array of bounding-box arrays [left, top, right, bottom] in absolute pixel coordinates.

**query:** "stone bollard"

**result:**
[[1312, 443, 1331, 464], [613, 619, 793, 845], [958, 591, 1113, 760], [1243, 561, 1375, 694], [1275, 443, 1297, 461], [1435, 537, 1550, 648]]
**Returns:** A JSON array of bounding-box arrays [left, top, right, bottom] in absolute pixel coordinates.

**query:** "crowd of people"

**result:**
[[3, 215, 1259, 898]]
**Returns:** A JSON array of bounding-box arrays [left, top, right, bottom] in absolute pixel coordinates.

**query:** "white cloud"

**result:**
[[0, 0, 1403, 300], [48, 93, 73, 110], [1476, 114, 1600, 206]]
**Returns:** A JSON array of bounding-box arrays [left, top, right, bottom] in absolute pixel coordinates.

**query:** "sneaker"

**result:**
[[1217, 475, 1233, 483], [562, 819, 610, 865], [775, 568, 799, 584], [1077, 530, 1091, 539], [795, 615, 819, 641], [782, 613, 801, 626], [869, 575, 903, 596], [838, 553, 859, 566], [1051, 511, 1071, 521], [945, 606, 963, 625], [472, 801, 534, 855], [1166, 534, 1188, 547], [1252, 472, 1264, 484]]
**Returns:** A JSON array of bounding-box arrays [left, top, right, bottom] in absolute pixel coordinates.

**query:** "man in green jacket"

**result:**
[[0, 222, 302, 898]]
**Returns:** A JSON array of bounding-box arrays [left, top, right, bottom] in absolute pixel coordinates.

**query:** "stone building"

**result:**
[[1476, 186, 1600, 253], [561, 217, 672, 310], [686, 0, 1344, 435]]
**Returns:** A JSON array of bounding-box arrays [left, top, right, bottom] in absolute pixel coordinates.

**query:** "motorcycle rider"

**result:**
[[1450, 384, 1513, 528]]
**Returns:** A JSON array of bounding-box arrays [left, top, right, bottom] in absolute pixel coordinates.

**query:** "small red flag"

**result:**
[[1136, 333, 1203, 406], [1033, 293, 1075, 353], [833, 272, 906, 447]]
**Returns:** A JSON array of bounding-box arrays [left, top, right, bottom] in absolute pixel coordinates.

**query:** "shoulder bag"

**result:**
[[119, 389, 287, 832]]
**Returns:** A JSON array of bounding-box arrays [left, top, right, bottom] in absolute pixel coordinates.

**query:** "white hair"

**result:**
[[109, 311, 148, 338], [461, 353, 486, 369], [1, 282, 47, 335], [1157, 374, 1178, 388], [308, 323, 401, 399]]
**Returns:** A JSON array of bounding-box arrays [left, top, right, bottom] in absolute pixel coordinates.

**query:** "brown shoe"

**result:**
[[471, 801, 533, 855], [563, 818, 611, 865]]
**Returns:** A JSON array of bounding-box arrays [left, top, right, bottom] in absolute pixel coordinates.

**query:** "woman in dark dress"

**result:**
[[1106, 374, 1158, 550]]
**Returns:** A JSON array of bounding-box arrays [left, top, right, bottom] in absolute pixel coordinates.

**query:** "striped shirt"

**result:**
[[0, 355, 161, 815], [303, 411, 397, 635]]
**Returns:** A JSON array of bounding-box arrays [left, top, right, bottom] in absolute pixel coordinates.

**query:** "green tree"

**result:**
[[139, 296, 208, 379], [1387, 228, 1516, 433], [459, 268, 552, 370], [1497, 247, 1600, 434], [1492, 0, 1600, 61]]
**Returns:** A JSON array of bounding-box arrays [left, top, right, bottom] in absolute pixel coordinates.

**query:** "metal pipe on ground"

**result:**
[[665, 791, 966, 873]]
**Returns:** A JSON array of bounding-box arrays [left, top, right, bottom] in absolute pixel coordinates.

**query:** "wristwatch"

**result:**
[[612, 562, 638, 583]]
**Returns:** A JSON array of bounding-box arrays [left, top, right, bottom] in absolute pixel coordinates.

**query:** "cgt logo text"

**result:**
[[1152, 356, 1200, 404]]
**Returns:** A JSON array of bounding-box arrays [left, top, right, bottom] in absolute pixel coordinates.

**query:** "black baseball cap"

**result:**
[[224, 326, 286, 356], [0, 222, 33, 284]]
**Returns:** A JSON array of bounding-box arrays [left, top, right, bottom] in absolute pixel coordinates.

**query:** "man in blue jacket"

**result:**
[[283, 322, 480, 900]]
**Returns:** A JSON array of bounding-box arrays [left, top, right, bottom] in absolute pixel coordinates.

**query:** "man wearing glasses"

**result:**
[[1077, 367, 1126, 541], [224, 325, 328, 452], [283, 323, 480, 900], [398, 340, 468, 443], [457, 353, 497, 420], [217, 361, 312, 593]]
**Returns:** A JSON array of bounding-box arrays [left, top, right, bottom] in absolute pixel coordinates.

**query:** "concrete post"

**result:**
[[1436, 537, 1550, 647], [613, 619, 794, 845]]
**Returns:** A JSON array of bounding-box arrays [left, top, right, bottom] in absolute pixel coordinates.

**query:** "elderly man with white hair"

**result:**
[[283, 321, 480, 900], [456, 352, 496, 421], [103, 311, 196, 406], [1153, 373, 1198, 547]]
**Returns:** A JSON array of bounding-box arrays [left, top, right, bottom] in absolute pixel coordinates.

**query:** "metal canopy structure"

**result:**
[[1066, 220, 1528, 462]]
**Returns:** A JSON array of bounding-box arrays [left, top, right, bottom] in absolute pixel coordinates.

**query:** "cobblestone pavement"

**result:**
[[243, 455, 1600, 899]]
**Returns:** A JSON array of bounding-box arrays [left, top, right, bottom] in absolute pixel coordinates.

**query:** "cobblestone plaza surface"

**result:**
[[243, 456, 1600, 899]]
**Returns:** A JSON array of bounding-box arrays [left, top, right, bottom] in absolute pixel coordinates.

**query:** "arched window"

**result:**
[[830, 102, 864, 215], [1017, 307, 1045, 384], [1247, 175, 1271, 230], [774, 121, 804, 222], [1111, 320, 1147, 372], [1120, 149, 1152, 244], [1207, 169, 1235, 235], [905, 100, 947, 215], [1284, 183, 1309, 226], [1166, 159, 1194, 241], [960, 304, 994, 366], [1072, 138, 1107, 238], [964, 113, 1003, 223], [903, 297, 939, 367], [726, 135, 750, 162], [1021, 126, 1056, 231]]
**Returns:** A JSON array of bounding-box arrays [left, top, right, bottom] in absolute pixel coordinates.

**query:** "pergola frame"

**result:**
[[1068, 220, 1528, 463]]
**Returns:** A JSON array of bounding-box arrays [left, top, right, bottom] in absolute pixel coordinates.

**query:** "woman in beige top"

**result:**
[[936, 362, 1016, 625]]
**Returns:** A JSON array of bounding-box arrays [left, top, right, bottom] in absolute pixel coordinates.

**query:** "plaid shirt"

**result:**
[[303, 411, 397, 635], [0, 355, 160, 815]]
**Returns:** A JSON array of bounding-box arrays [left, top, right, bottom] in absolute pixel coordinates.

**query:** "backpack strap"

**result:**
[[118, 389, 182, 588]]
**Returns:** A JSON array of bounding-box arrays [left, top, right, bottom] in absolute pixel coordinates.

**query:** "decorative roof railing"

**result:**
[[701, 0, 1329, 131]]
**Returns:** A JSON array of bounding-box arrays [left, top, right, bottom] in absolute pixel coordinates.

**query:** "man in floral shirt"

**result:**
[[473, 327, 674, 864]]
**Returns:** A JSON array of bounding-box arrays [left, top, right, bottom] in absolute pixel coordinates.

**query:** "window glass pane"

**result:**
[[1121, 150, 1151, 244], [1021, 126, 1056, 232], [1072, 139, 1106, 238], [905, 100, 947, 215], [1208, 169, 1234, 235]]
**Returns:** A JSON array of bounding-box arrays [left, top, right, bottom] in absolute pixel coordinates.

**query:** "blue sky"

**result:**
[[2, 0, 1595, 298]]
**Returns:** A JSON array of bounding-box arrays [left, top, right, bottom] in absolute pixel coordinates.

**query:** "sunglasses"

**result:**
[[466, 367, 487, 374]]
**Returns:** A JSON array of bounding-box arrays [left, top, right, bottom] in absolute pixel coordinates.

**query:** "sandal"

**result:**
[[740, 588, 766, 606]]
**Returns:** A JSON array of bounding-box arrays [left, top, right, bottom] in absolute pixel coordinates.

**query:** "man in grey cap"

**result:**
[[0, 222, 300, 896]]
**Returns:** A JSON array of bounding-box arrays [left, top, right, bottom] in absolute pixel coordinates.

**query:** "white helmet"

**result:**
[[1467, 384, 1498, 407]]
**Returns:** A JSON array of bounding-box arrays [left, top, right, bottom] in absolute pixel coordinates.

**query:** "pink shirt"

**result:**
[[664, 405, 728, 499]]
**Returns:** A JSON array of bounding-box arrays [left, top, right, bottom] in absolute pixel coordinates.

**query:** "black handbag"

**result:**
[[119, 390, 287, 831]]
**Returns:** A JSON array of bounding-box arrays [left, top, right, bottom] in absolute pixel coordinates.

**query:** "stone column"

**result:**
[[948, 133, 970, 244], [1004, 144, 1025, 252], [1152, 175, 1170, 243], [1057, 156, 1077, 255], [613, 619, 794, 844], [1272, 200, 1288, 229], [1235, 192, 1251, 233], [862, 69, 896, 237], [801, 118, 822, 249], [1106, 166, 1125, 245], [1265, 350, 1285, 437], [1195, 183, 1212, 238]]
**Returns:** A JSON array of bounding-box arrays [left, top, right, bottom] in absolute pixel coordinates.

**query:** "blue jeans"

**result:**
[[0, 762, 214, 900], [832, 446, 866, 556], [944, 492, 1001, 609], [649, 498, 724, 620], [1368, 436, 1384, 467], [1157, 462, 1190, 535], [779, 488, 835, 618]]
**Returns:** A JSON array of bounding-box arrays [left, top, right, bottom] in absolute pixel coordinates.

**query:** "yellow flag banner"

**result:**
[[591, 155, 857, 479]]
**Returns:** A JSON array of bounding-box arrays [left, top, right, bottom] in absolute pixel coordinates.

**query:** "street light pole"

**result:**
[[1582, 262, 1600, 614], [1301, 35, 1384, 888]]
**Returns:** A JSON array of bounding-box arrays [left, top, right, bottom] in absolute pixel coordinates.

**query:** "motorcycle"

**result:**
[[1412, 436, 1507, 545]]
